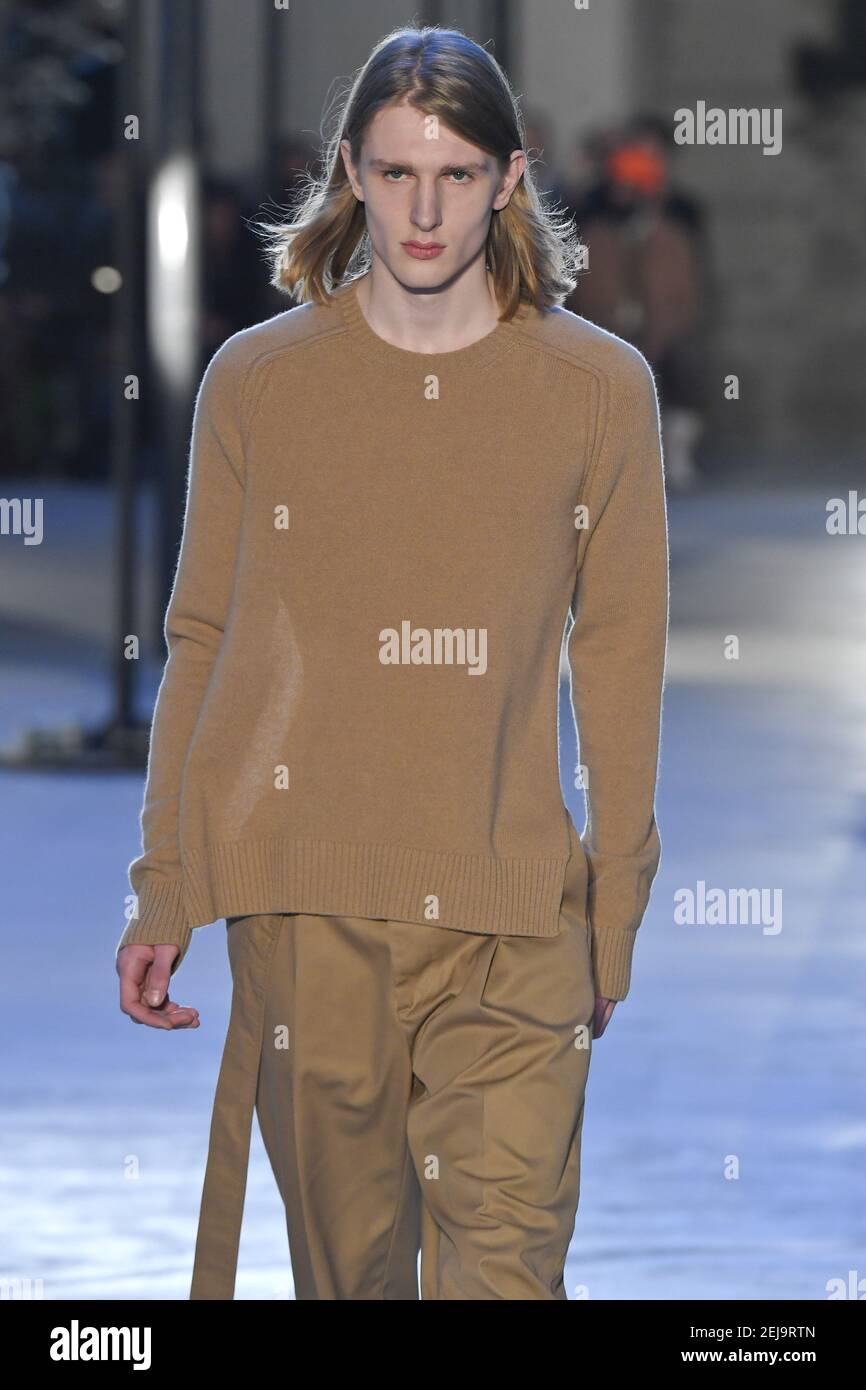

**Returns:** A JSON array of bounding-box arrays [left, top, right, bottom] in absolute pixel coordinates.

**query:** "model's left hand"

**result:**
[[593, 997, 617, 1038]]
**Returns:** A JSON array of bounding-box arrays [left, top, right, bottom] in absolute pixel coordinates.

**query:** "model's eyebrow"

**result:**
[[369, 158, 488, 172]]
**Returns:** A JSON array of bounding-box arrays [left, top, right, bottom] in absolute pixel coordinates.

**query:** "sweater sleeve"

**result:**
[[567, 345, 669, 1001], [115, 339, 249, 977]]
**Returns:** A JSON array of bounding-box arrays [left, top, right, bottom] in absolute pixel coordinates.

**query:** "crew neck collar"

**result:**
[[334, 273, 525, 369]]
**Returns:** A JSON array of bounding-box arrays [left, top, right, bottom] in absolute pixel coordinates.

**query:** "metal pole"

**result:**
[[0, 0, 152, 768], [109, 0, 144, 748]]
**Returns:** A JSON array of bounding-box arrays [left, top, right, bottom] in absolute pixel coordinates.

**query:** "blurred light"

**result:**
[[147, 153, 200, 391], [91, 265, 122, 293], [156, 176, 190, 273]]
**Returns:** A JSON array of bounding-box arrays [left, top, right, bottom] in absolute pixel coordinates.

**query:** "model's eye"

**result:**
[[381, 169, 473, 183]]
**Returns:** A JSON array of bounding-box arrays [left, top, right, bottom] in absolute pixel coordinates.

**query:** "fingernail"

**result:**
[[145, 990, 162, 1005]]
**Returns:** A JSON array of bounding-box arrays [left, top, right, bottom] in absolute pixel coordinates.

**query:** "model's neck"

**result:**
[[354, 263, 500, 354]]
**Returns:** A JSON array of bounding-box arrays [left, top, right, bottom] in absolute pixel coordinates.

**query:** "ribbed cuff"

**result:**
[[590, 926, 638, 1002], [115, 878, 192, 977]]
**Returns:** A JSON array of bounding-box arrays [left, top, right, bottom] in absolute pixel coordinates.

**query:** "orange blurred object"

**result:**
[[606, 143, 667, 196]]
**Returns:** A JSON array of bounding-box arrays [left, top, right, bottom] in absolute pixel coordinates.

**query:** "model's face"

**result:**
[[340, 99, 525, 289]]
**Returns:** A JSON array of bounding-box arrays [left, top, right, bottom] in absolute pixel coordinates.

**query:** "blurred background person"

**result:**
[[566, 113, 712, 492], [200, 174, 269, 365]]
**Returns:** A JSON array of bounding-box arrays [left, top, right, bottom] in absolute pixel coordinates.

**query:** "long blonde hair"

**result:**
[[251, 24, 584, 319]]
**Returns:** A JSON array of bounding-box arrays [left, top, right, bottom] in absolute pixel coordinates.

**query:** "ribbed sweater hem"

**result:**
[[115, 835, 645, 998], [182, 835, 569, 937]]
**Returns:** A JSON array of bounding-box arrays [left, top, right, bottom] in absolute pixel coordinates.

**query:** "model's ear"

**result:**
[[339, 139, 363, 201], [493, 149, 526, 212]]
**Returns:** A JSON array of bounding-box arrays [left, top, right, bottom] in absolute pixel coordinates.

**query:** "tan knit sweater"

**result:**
[[116, 273, 669, 1001]]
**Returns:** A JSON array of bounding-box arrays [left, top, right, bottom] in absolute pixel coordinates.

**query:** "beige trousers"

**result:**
[[189, 895, 595, 1300]]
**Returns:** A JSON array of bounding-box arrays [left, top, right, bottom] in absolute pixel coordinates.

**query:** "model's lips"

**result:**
[[401, 241, 446, 259]]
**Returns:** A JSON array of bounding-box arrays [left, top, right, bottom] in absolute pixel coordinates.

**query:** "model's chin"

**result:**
[[384, 252, 472, 295], [372, 246, 486, 295]]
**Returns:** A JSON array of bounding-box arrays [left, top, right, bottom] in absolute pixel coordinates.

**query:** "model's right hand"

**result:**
[[117, 943, 200, 1030]]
